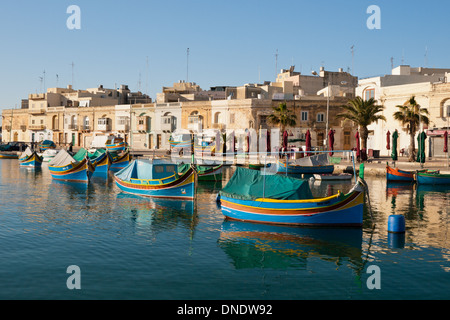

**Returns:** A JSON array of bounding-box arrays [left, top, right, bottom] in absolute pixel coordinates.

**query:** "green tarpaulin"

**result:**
[[417, 131, 427, 164], [391, 130, 398, 161], [73, 148, 88, 162], [220, 167, 313, 201]]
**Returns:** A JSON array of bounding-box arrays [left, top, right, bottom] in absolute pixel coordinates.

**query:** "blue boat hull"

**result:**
[[220, 183, 364, 226], [416, 173, 450, 185], [276, 161, 334, 174], [49, 158, 95, 183], [114, 168, 195, 199], [19, 152, 43, 168]]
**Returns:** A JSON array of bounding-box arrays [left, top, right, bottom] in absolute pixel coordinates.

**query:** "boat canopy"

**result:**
[[89, 149, 106, 159], [220, 167, 313, 201], [20, 147, 33, 158], [39, 140, 56, 147], [73, 148, 89, 162], [287, 153, 330, 166], [116, 159, 178, 181], [48, 149, 76, 167]]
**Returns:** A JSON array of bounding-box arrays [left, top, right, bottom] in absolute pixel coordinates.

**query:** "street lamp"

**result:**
[[311, 71, 330, 151]]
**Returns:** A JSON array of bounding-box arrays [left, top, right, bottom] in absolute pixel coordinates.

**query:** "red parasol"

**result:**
[[282, 130, 288, 154], [328, 129, 334, 156], [386, 130, 390, 150], [444, 131, 448, 153], [305, 130, 311, 156]]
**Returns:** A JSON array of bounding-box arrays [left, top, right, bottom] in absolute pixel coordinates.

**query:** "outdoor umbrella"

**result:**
[[282, 130, 288, 151], [416, 131, 427, 164], [328, 129, 334, 156], [355, 130, 360, 160], [444, 131, 448, 153], [305, 130, 311, 156], [386, 130, 390, 150], [391, 130, 398, 161]]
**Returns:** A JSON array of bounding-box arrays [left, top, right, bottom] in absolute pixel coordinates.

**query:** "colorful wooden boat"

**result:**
[[19, 147, 43, 168], [115, 159, 195, 199], [38, 140, 56, 152], [0, 152, 19, 159], [41, 149, 59, 162], [194, 142, 216, 157], [386, 165, 440, 182], [218, 167, 364, 227], [108, 150, 131, 171], [276, 160, 334, 175], [88, 149, 108, 172], [313, 173, 353, 181], [416, 171, 450, 185], [48, 149, 96, 183], [179, 164, 223, 181], [105, 136, 127, 152], [386, 165, 414, 182]]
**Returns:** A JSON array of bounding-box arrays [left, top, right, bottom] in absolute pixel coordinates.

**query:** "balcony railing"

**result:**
[[29, 125, 46, 131]]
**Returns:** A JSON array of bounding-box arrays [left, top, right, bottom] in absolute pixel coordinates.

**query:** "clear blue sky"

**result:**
[[0, 0, 448, 110]]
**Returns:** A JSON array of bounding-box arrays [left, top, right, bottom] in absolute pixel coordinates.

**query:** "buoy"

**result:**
[[388, 214, 405, 233], [388, 233, 405, 249]]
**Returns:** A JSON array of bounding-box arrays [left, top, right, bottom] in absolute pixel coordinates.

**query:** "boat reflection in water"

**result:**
[[218, 220, 363, 271], [115, 192, 197, 238]]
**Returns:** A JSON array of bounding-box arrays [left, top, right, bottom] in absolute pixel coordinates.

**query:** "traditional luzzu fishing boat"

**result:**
[[105, 136, 127, 152], [108, 150, 131, 171], [19, 147, 43, 168], [0, 152, 19, 159], [48, 149, 96, 183], [114, 159, 196, 199], [386, 165, 414, 182], [217, 167, 365, 227], [313, 173, 353, 181], [179, 163, 223, 181], [276, 159, 334, 175], [276, 153, 334, 175], [386, 164, 440, 182], [87, 149, 108, 172], [41, 148, 59, 162], [38, 140, 56, 152], [416, 171, 450, 185]]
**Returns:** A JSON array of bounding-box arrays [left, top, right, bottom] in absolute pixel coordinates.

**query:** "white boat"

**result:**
[[40, 149, 59, 162], [313, 173, 353, 181]]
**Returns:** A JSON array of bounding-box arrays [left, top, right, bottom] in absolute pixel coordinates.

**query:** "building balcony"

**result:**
[[29, 125, 46, 131], [98, 124, 112, 132], [80, 125, 90, 132], [68, 124, 78, 130], [29, 108, 46, 115]]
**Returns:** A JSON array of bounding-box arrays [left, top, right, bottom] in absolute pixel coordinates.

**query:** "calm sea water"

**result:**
[[0, 159, 449, 300]]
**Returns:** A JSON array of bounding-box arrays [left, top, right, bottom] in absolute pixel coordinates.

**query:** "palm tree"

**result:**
[[337, 97, 386, 160], [267, 102, 297, 133], [393, 96, 429, 162]]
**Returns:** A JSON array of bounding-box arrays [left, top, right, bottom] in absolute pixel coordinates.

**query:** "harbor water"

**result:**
[[0, 159, 449, 300]]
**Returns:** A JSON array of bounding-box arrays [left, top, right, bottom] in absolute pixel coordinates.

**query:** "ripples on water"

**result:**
[[0, 160, 449, 299]]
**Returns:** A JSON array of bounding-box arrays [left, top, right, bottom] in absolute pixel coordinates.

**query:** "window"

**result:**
[[317, 113, 324, 122], [154, 166, 164, 173], [230, 113, 235, 124], [301, 111, 308, 121], [118, 116, 129, 125], [165, 165, 175, 173], [365, 88, 375, 100]]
